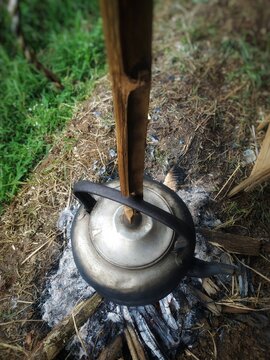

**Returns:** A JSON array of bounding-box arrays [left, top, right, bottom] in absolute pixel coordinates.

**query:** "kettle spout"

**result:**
[[187, 258, 239, 278]]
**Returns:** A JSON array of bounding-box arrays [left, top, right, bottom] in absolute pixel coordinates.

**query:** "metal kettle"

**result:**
[[71, 178, 236, 306]]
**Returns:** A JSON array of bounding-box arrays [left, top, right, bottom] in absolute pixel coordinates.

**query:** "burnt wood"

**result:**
[[199, 228, 262, 256], [30, 294, 103, 360]]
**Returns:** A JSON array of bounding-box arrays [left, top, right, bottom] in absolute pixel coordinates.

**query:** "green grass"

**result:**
[[0, 0, 105, 210], [221, 37, 270, 89]]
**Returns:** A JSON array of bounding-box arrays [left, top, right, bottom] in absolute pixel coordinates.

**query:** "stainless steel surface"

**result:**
[[71, 178, 195, 305], [89, 184, 174, 269]]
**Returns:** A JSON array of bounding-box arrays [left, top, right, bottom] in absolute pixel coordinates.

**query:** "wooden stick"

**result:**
[[188, 287, 222, 316], [199, 228, 262, 256], [124, 325, 147, 360], [30, 293, 103, 360], [214, 164, 241, 199], [98, 335, 123, 360], [124, 328, 139, 360], [100, 0, 153, 220]]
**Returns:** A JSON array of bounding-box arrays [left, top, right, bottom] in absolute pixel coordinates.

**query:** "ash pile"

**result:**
[[41, 183, 246, 359]]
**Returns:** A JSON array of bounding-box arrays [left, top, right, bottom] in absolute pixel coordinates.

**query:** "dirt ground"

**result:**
[[1, 0, 270, 359]]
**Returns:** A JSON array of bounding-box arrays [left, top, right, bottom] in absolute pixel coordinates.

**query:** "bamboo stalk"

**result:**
[[100, 0, 153, 222], [229, 124, 270, 196]]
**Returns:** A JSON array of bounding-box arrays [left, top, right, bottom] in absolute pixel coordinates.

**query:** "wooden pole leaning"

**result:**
[[100, 0, 153, 222]]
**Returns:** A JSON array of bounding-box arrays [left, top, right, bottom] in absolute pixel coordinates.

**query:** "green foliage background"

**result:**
[[0, 0, 105, 210]]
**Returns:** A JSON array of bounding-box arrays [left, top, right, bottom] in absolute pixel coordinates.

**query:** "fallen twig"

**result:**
[[21, 237, 54, 265], [0, 319, 44, 326], [189, 287, 221, 316], [236, 258, 270, 283], [72, 312, 89, 357], [218, 303, 270, 313], [7, 0, 63, 89], [214, 164, 241, 199], [0, 342, 29, 356], [207, 330, 217, 360], [185, 349, 200, 360]]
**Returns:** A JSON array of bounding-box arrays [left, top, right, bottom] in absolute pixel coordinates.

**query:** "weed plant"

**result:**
[[0, 0, 105, 211]]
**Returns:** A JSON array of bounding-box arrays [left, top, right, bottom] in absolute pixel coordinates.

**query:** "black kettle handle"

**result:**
[[187, 258, 238, 277]]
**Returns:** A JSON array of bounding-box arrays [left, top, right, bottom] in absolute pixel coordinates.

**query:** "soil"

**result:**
[[1, 0, 270, 359]]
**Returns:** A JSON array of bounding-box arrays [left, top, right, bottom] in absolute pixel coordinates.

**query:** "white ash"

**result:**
[[56, 206, 77, 240], [42, 185, 227, 359], [109, 148, 117, 158], [67, 302, 124, 359], [177, 186, 209, 226], [243, 148, 256, 165], [43, 206, 95, 328], [194, 233, 213, 262]]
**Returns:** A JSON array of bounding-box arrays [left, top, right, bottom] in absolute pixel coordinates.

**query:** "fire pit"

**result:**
[[42, 182, 240, 359]]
